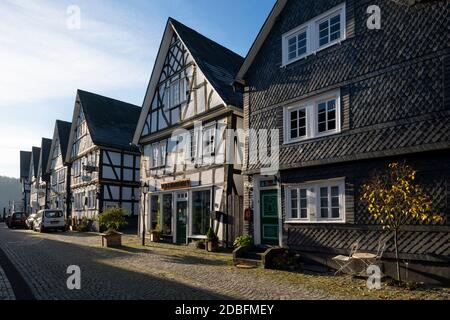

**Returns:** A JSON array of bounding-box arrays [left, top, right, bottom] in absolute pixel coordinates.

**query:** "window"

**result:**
[[289, 188, 308, 219], [289, 108, 307, 140], [318, 12, 341, 48], [161, 194, 173, 236], [286, 179, 345, 223], [203, 125, 216, 157], [317, 99, 337, 133], [284, 90, 341, 143], [282, 3, 345, 66], [150, 141, 167, 168], [150, 195, 160, 231], [165, 78, 187, 109], [51, 172, 57, 186], [87, 190, 96, 209], [191, 190, 211, 236], [286, 29, 308, 61], [190, 129, 199, 161]]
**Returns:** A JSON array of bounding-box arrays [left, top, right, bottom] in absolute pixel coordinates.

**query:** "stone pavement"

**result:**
[[0, 265, 15, 300], [0, 224, 332, 300]]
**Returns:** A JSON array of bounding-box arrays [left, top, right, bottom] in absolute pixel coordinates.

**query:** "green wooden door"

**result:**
[[260, 190, 279, 245], [176, 201, 187, 244]]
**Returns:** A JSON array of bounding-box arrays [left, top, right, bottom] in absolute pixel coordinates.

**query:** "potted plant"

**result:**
[[149, 224, 161, 242], [98, 207, 128, 248], [149, 211, 161, 242], [233, 235, 254, 248], [206, 227, 219, 252]]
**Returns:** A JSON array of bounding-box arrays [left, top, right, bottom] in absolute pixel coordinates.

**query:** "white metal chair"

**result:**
[[332, 242, 359, 275]]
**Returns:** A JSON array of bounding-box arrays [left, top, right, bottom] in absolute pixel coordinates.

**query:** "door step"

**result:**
[[234, 257, 263, 268]]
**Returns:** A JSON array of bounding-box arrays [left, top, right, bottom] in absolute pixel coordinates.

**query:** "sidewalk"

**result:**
[[0, 265, 15, 300]]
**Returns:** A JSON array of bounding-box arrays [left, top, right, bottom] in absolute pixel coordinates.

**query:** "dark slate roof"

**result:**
[[56, 120, 72, 160], [31, 147, 41, 179], [20, 151, 31, 179], [39, 138, 52, 177], [170, 18, 244, 108], [78, 90, 141, 151]]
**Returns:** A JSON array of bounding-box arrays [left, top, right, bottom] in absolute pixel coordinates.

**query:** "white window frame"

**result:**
[[202, 123, 216, 159], [284, 89, 341, 144], [285, 178, 346, 224], [282, 3, 346, 66], [149, 141, 167, 169], [166, 78, 188, 110]]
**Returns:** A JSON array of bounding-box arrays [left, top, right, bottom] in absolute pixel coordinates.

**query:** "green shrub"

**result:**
[[233, 235, 254, 248], [76, 217, 89, 232], [206, 227, 218, 243], [98, 207, 127, 234]]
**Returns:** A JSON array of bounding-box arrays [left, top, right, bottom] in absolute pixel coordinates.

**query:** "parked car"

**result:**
[[6, 212, 27, 229], [26, 213, 38, 230], [34, 210, 66, 233]]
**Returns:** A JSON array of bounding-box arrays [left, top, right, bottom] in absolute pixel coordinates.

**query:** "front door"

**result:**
[[260, 190, 279, 245], [176, 198, 188, 244]]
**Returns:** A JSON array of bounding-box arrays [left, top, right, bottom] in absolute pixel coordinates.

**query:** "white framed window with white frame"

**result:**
[[202, 123, 216, 158], [282, 3, 346, 66], [284, 89, 341, 143], [149, 141, 167, 169], [285, 178, 346, 223], [165, 77, 187, 110]]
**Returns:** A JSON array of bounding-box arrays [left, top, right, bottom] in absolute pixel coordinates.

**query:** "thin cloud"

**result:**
[[0, 0, 153, 107]]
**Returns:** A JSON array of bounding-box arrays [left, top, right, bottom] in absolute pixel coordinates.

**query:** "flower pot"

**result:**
[[206, 240, 219, 252], [101, 232, 122, 248], [150, 231, 161, 242]]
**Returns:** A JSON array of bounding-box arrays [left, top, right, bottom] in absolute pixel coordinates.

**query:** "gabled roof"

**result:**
[[66, 90, 141, 161], [46, 120, 72, 172], [236, 0, 287, 81], [20, 151, 31, 179], [30, 146, 41, 180], [133, 18, 244, 144], [56, 120, 71, 159], [38, 138, 52, 180], [170, 18, 244, 107]]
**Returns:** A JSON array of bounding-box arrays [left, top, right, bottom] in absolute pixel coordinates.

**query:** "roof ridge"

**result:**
[[77, 89, 141, 109], [169, 17, 244, 60]]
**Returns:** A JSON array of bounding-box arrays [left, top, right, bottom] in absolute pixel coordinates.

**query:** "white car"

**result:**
[[34, 210, 66, 233]]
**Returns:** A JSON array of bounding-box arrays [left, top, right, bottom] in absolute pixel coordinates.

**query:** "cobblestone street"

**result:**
[[0, 223, 331, 300]]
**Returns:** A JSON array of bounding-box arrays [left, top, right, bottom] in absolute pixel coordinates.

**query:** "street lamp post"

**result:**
[[141, 183, 149, 246]]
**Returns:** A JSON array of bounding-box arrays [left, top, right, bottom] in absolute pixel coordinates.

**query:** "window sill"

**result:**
[[284, 130, 341, 145], [285, 220, 346, 224], [281, 39, 346, 68]]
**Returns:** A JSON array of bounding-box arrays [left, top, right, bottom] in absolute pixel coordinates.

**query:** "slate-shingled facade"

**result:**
[[237, 0, 450, 284]]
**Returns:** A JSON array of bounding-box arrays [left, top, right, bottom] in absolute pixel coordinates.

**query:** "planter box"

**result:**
[[150, 231, 161, 242], [206, 240, 219, 252], [101, 233, 122, 248]]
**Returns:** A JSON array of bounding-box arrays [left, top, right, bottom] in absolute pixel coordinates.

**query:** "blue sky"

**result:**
[[0, 0, 275, 178]]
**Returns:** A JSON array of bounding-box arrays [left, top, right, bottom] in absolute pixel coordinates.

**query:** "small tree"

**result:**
[[98, 207, 128, 235], [361, 162, 443, 282]]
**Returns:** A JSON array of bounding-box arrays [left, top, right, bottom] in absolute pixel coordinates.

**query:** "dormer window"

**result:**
[[282, 3, 346, 66]]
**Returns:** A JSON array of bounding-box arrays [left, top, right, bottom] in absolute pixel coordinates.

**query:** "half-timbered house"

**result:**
[[66, 90, 141, 230], [46, 120, 72, 219], [36, 138, 52, 211], [19, 151, 32, 214], [133, 18, 245, 246], [28, 146, 41, 214], [236, 0, 450, 284]]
